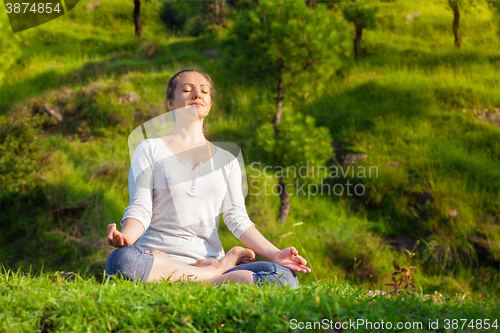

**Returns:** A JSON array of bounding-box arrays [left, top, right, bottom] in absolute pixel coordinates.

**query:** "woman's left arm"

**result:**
[[239, 226, 311, 273], [220, 154, 311, 273]]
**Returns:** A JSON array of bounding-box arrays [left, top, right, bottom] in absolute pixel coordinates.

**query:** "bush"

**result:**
[[159, 0, 208, 36]]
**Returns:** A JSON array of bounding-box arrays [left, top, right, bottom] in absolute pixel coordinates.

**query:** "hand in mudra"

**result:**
[[107, 223, 133, 247], [271, 247, 311, 274]]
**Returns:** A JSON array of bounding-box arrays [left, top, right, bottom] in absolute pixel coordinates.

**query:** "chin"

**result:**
[[197, 110, 209, 118]]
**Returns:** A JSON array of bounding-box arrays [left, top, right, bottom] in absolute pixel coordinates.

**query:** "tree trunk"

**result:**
[[273, 57, 290, 224], [220, 0, 226, 25], [134, 0, 142, 37], [354, 27, 362, 61], [214, 0, 220, 24], [278, 178, 291, 224], [273, 57, 284, 137], [449, 1, 461, 48]]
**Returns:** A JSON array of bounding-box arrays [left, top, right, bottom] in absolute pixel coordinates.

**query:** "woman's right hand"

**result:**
[[107, 223, 133, 247]]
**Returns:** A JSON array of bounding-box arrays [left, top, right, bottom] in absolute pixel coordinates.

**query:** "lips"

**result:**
[[191, 102, 203, 106]]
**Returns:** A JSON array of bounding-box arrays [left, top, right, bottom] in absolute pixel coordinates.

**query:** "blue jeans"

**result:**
[[223, 261, 299, 287], [105, 245, 299, 287]]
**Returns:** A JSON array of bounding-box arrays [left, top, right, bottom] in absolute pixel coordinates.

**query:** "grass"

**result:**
[[1, 268, 498, 332], [0, 0, 500, 306]]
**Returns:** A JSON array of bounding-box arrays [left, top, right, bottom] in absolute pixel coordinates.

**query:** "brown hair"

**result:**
[[166, 69, 216, 137]]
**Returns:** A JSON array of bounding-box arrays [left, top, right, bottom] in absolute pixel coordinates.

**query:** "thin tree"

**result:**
[[341, 0, 378, 61], [448, 1, 461, 48], [225, 0, 349, 223], [134, 0, 142, 37]]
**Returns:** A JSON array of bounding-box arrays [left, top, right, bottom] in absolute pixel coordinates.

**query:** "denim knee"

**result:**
[[254, 263, 299, 287], [105, 245, 154, 282], [224, 261, 299, 287]]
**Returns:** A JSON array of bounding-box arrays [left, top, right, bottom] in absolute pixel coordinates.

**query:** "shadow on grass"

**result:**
[[0, 38, 211, 115], [307, 79, 435, 139], [364, 40, 500, 70], [0, 183, 112, 280]]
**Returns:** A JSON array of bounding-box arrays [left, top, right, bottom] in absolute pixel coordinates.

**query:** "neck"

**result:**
[[170, 109, 206, 143]]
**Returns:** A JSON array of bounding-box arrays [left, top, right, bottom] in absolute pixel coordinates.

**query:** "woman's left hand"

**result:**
[[270, 247, 311, 273]]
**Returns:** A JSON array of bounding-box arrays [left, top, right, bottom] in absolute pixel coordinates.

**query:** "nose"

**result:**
[[192, 86, 203, 99]]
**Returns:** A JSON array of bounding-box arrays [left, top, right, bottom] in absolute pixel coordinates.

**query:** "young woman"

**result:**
[[105, 69, 311, 286]]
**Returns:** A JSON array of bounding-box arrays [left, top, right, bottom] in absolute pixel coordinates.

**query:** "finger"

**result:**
[[110, 230, 117, 247], [113, 230, 122, 247], [288, 247, 299, 256], [296, 255, 307, 265], [118, 233, 125, 247], [107, 224, 116, 242], [124, 236, 132, 247], [107, 223, 116, 233], [107, 230, 114, 245]]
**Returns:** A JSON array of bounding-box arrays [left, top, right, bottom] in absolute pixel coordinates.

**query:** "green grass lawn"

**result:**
[[1, 268, 499, 332]]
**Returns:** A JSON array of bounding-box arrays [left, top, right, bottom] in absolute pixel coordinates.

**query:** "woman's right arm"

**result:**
[[107, 218, 146, 247], [107, 140, 154, 248]]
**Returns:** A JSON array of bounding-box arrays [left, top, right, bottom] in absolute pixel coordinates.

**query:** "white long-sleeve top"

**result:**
[[121, 138, 255, 265]]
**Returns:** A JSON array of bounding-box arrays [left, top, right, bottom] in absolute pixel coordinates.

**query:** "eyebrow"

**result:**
[[181, 83, 210, 87]]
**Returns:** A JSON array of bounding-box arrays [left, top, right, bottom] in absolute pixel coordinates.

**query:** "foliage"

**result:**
[[0, 114, 51, 196], [251, 109, 333, 187], [159, 0, 208, 36], [341, 0, 379, 32], [386, 241, 419, 292], [0, 11, 22, 86], [223, 0, 351, 100]]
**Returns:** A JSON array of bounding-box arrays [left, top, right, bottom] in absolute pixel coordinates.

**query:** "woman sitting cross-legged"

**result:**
[[105, 69, 311, 287]]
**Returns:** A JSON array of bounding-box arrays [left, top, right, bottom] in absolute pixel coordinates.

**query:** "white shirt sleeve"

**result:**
[[121, 139, 154, 231], [221, 157, 255, 239]]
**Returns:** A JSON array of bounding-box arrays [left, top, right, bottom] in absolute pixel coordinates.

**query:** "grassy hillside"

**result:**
[[1, 0, 499, 300]]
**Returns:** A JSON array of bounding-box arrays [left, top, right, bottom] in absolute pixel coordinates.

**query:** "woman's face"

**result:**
[[167, 71, 212, 119]]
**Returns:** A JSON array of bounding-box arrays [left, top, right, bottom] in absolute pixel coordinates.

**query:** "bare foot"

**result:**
[[194, 259, 215, 268], [194, 246, 255, 272]]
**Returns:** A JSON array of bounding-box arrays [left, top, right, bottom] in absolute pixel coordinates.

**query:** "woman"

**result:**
[[105, 69, 311, 286]]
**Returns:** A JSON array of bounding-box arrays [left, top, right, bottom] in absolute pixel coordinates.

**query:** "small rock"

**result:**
[[389, 161, 401, 168], [39, 104, 64, 124], [385, 235, 417, 253], [86, 0, 101, 13], [344, 153, 368, 165], [448, 209, 459, 219], [118, 92, 140, 105], [331, 141, 349, 165], [467, 234, 500, 264], [411, 190, 434, 206], [82, 81, 105, 97], [405, 11, 421, 24], [474, 108, 500, 127], [482, 214, 500, 227]]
